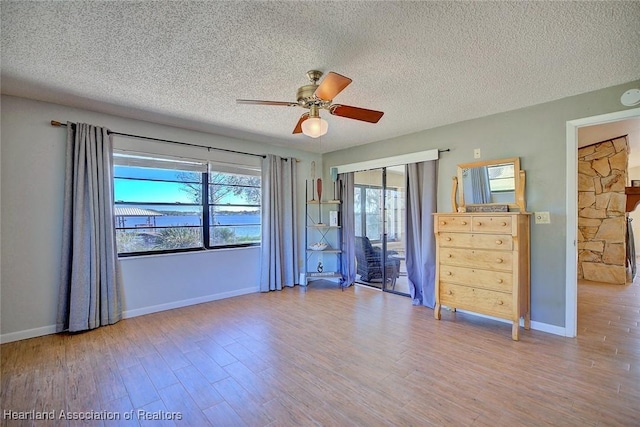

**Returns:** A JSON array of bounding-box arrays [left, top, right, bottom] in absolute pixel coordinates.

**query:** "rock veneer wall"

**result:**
[[577, 136, 629, 285]]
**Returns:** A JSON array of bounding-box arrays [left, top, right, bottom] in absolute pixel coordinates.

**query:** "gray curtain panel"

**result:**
[[470, 166, 491, 204], [405, 160, 438, 308], [57, 122, 123, 332], [338, 173, 356, 286], [260, 155, 298, 291]]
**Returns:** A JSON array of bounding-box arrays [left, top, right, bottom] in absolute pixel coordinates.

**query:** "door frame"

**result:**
[[565, 107, 640, 337]]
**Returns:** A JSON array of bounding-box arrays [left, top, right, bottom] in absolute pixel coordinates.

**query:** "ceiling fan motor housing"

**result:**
[[296, 70, 333, 109], [296, 84, 319, 107]]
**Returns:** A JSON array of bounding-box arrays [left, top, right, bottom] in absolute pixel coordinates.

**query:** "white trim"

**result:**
[[530, 320, 567, 337], [0, 287, 259, 344], [565, 120, 579, 338], [0, 324, 57, 344], [122, 286, 259, 318], [335, 148, 439, 174], [456, 309, 566, 336], [565, 107, 640, 338]]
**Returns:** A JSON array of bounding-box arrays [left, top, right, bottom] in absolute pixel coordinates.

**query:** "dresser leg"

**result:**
[[512, 323, 519, 341], [434, 304, 441, 320], [524, 313, 531, 330]]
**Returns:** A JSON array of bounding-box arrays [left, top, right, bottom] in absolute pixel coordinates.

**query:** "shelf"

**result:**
[[305, 183, 343, 290], [306, 272, 342, 279], [625, 187, 640, 212], [306, 200, 341, 205]]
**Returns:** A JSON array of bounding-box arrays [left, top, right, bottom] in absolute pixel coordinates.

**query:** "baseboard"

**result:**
[[456, 309, 566, 337], [0, 324, 57, 344], [529, 320, 567, 337], [0, 287, 259, 344], [122, 286, 259, 318]]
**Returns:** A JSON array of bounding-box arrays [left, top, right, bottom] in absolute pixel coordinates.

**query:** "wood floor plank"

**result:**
[[2, 278, 639, 426], [173, 365, 224, 411], [152, 340, 190, 372], [182, 349, 229, 384], [136, 400, 175, 427], [118, 364, 160, 410], [157, 383, 213, 427], [138, 351, 179, 391], [211, 376, 274, 426], [196, 340, 238, 367], [100, 396, 140, 427], [202, 401, 247, 427], [222, 361, 277, 404]]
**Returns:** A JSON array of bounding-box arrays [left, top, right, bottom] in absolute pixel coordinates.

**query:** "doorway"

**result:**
[[353, 166, 409, 295], [566, 107, 640, 337]]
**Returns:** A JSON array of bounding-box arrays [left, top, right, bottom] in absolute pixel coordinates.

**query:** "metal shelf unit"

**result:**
[[304, 186, 343, 290]]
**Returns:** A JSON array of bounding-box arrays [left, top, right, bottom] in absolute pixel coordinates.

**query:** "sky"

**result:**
[[114, 166, 256, 212]]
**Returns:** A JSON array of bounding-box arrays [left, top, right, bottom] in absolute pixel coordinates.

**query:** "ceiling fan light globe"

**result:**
[[301, 117, 328, 138]]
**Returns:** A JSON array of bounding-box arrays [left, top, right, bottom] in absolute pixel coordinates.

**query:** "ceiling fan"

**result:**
[[236, 70, 384, 138]]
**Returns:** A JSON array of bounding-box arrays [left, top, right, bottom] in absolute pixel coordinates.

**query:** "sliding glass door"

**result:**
[[353, 167, 407, 295]]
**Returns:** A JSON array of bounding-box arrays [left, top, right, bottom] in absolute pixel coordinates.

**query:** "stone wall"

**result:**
[[577, 136, 628, 284]]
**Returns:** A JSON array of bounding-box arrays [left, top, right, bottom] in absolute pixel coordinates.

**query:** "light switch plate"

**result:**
[[474, 148, 481, 159], [535, 212, 551, 224]]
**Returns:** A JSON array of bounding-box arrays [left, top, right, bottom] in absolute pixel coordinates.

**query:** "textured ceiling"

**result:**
[[2, 1, 640, 154]]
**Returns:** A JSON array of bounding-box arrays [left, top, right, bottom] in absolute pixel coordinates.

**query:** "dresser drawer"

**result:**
[[438, 233, 513, 251], [439, 265, 512, 292], [440, 247, 513, 272], [471, 216, 512, 233], [435, 216, 472, 232], [440, 282, 512, 318]]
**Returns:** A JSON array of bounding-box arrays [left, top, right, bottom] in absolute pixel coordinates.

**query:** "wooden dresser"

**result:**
[[433, 212, 531, 340]]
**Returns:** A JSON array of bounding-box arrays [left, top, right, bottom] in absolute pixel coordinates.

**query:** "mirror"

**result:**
[[453, 157, 526, 212]]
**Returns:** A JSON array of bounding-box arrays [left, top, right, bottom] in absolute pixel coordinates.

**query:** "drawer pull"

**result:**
[[445, 237, 452, 241], [461, 221, 467, 225], [497, 279, 504, 284], [446, 271, 452, 276], [476, 221, 482, 226], [497, 300, 504, 305], [447, 254, 452, 258], [501, 222, 507, 226], [447, 290, 453, 295], [496, 258, 503, 263], [495, 240, 503, 245], [440, 221, 446, 225]]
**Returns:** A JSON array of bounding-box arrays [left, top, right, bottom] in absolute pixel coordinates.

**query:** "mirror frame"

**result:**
[[453, 157, 526, 212]]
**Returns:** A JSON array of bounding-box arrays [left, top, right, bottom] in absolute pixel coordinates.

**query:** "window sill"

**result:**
[[118, 244, 260, 260]]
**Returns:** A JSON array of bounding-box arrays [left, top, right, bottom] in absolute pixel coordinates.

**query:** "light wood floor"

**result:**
[[1, 279, 639, 426]]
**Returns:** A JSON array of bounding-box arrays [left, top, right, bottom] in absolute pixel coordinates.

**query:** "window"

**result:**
[[208, 169, 261, 247], [113, 153, 261, 256], [487, 163, 515, 192], [354, 184, 403, 243]]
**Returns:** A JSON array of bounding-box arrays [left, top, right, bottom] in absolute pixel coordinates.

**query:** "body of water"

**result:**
[[119, 214, 260, 237]]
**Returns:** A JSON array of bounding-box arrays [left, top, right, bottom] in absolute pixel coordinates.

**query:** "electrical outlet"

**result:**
[[474, 148, 481, 159], [535, 212, 551, 224]]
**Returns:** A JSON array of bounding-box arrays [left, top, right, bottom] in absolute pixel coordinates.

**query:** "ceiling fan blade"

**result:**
[[293, 113, 310, 134], [236, 99, 298, 107], [330, 104, 384, 123], [314, 72, 352, 100]]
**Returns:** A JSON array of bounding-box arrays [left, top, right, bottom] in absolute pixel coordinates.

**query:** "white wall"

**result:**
[[0, 95, 321, 342], [629, 166, 640, 253]]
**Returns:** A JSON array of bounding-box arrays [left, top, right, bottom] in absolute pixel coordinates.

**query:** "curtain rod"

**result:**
[[51, 120, 267, 159]]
